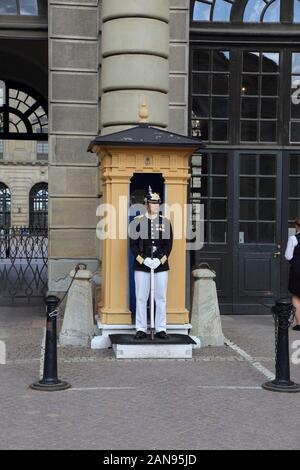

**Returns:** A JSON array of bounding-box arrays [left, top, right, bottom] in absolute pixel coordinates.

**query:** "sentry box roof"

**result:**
[[88, 124, 204, 152]]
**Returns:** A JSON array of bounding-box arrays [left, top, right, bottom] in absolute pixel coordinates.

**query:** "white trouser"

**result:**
[[134, 270, 169, 333]]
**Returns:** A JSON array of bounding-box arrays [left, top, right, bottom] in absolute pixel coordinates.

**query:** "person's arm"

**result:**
[[156, 218, 173, 267], [129, 216, 154, 268], [129, 217, 145, 266], [285, 235, 298, 261]]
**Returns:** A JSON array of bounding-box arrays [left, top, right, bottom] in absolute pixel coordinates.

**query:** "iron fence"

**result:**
[[0, 227, 48, 305]]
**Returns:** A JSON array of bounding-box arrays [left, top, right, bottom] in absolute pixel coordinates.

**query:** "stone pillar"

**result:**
[[168, 0, 192, 313], [100, 0, 170, 134], [169, 0, 190, 134], [59, 268, 95, 347], [48, 0, 101, 292], [191, 268, 225, 347]]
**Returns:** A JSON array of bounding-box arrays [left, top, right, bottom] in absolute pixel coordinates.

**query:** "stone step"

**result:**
[[109, 334, 196, 359]]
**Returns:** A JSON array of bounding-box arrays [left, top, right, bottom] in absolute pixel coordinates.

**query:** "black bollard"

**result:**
[[30, 295, 71, 392], [263, 298, 300, 393]]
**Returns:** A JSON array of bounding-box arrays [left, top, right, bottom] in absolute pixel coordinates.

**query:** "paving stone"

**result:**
[[0, 307, 299, 450]]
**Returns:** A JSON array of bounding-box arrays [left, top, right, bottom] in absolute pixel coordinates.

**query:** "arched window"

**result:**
[[29, 183, 48, 228], [0, 0, 38, 16], [192, 0, 282, 23], [193, 0, 234, 22], [243, 0, 280, 23], [0, 80, 47, 140], [0, 183, 11, 227]]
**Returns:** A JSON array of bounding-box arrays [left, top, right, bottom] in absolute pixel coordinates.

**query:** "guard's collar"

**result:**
[[145, 212, 159, 220]]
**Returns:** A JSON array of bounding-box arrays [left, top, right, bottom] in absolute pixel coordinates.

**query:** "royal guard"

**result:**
[[129, 186, 173, 340]]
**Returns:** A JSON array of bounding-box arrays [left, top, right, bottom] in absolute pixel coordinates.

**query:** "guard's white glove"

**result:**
[[152, 258, 161, 270], [144, 257, 154, 269]]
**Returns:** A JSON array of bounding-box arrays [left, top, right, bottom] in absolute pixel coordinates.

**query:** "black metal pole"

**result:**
[[30, 295, 71, 392], [263, 298, 300, 393]]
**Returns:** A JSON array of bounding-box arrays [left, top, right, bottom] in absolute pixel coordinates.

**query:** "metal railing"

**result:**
[[0, 226, 48, 305]]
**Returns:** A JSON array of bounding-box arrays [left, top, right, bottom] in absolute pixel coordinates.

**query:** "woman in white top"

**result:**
[[285, 218, 300, 331]]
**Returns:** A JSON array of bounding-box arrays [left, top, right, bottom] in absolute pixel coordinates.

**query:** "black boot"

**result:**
[[155, 331, 169, 340], [134, 331, 147, 340]]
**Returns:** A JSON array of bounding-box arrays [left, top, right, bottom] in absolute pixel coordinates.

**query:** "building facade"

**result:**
[[1, 0, 300, 313], [190, 0, 300, 313]]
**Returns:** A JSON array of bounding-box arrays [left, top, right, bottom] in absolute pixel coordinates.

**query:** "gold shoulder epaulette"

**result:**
[[134, 214, 144, 220]]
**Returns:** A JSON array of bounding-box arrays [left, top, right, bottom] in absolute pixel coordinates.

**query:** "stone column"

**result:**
[[191, 268, 225, 347], [59, 268, 95, 347], [169, 0, 190, 134], [169, 0, 192, 312], [100, 0, 170, 134], [48, 0, 101, 292]]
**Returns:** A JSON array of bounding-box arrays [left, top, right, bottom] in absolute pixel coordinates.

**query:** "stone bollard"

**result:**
[[59, 268, 95, 347], [191, 266, 224, 348]]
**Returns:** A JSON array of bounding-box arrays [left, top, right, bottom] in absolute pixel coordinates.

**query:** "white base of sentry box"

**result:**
[[112, 343, 193, 359]]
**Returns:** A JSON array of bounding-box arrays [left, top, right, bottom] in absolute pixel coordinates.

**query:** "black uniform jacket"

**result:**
[[129, 213, 173, 273]]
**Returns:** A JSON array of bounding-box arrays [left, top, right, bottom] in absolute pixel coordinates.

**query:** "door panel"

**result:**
[[194, 252, 233, 295], [238, 253, 280, 295], [191, 149, 289, 314], [234, 151, 282, 313], [191, 150, 233, 313]]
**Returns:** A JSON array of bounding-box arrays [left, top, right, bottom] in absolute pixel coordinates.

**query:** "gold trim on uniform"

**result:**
[[136, 255, 144, 265], [160, 255, 167, 265]]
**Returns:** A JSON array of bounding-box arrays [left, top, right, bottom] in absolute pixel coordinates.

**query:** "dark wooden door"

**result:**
[[233, 150, 282, 314], [192, 150, 284, 314], [191, 150, 234, 314]]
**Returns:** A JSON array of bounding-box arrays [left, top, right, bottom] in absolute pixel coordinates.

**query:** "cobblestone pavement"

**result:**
[[0, 306, 300, 450]]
